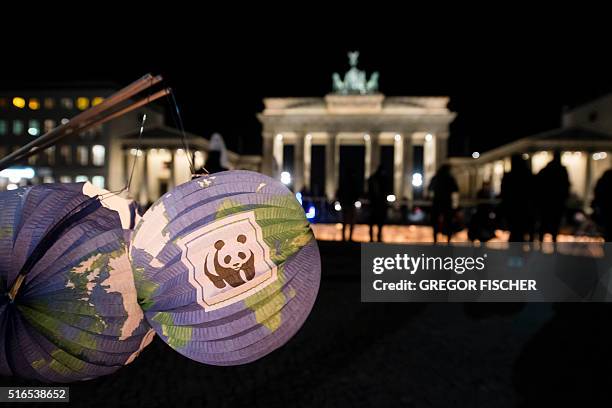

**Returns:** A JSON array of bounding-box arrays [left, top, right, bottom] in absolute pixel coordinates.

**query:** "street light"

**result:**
[[412, 173, 423, 187], [280, 171, 291, 185]]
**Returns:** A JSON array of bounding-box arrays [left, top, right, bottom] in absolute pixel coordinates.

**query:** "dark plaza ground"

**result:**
[[4, 241, 612, 407]]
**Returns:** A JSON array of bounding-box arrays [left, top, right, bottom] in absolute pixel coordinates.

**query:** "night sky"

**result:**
[[2, 17, 611, 157]]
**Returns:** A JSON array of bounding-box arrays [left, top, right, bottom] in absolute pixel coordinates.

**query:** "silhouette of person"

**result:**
[[194, 134, 231, 176], [592, 169, 612, 242], [337, 168, 361, 242], [501, 154, 536, 242], [192, 150, 228, 177], [468, 180, 497, 242], [367, 166, 391, 242], [204, 150, 228, 173], [536, 151, 570, 242], [428, 164, 458, 243]]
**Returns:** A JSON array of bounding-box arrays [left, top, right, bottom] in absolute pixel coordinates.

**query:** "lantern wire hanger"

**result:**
[[167, 89, 202, 176], [97, 77, 209, 205], [6, 74, 211, 300], [99, 86, 207, 206]]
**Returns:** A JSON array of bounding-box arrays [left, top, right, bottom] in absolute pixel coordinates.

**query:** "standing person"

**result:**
[[337, 169, 361, 242], [468, 181, 497, 242], [592, 169, 612, 242], [536, 151, 570, 242], [201, 150, 228, 174], [193, 133, 230, 176], [428, 164, 459, 243], [501, 154, 536, 242], [367, 166, 390, 242]]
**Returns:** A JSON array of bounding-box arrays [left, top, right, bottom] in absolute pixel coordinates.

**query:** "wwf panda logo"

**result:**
[[204, 234, 256, 288], [177, 211, 278, 310]]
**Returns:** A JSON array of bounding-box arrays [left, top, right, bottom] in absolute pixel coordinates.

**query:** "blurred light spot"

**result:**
[[12, 97, 25, 109], [76, 97, 90, 111], [412, 173, 423, 187], [28, 98, 40, 110], [280, 171, 291, 185]]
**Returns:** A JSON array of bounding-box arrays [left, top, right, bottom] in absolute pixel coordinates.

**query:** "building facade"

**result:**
[[0, 87, 259, 204], [0, 88, 118, 191], [257, 53, 455, 202], [451, 98, 612, 206]]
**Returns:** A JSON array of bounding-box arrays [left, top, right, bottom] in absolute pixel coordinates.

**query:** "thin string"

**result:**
[[166, 89, 204, 175], [97, 76, 153, 202], [126, 113, 147, 192], [96, 112, 148, 203]]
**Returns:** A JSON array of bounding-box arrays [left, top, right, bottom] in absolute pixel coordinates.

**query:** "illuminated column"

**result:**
[[436, 131, 449, 169], [393, 134, 403, 199], [402, 133, 414, 202], [169, 149, 175, 189], [272, 133, 284, 179], [584, 152, 593, 207], [141, 149, 149, 204], [293, 132, 304, 192], [424, 133, 436, 193], [325, 133, 338, 201], [469, 166, 478, 198], [123, 149, 130, 187], [364, 134, 371, 183], [304, 133, 312, 192], [261, 132, 274, 176]]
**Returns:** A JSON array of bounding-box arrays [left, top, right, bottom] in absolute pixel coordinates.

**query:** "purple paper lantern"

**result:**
[[131, 170, 321, 365], [0, 183, 153, 382]]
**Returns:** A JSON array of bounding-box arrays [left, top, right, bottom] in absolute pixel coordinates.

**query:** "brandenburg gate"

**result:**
[[257, 52, 456, 203]]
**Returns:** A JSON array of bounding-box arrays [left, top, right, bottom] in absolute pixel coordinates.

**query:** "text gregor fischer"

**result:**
[[370, 253, 537, 293]]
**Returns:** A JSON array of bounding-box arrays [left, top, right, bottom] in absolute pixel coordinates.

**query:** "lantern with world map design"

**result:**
[[130, 170, 321, 365], [0, 182, 154, 382]]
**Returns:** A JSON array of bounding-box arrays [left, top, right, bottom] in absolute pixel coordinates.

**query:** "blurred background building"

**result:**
[[0, 86, 259, 205], [451, 96, 612, 208]]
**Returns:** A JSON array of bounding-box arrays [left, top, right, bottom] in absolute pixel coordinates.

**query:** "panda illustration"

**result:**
[[204, 234, 256, 288]]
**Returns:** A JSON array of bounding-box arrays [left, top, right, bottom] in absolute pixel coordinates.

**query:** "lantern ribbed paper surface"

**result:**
[[131, 170, 321, 365], [0, 183, 154, 382]]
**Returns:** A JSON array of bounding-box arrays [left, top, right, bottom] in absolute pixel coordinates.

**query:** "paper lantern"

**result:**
[[131, 170, 320, 365], [0, 183, 153, 382]]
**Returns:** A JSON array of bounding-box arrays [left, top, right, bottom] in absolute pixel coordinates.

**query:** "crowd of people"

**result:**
[[335, 152, 612, 243]]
